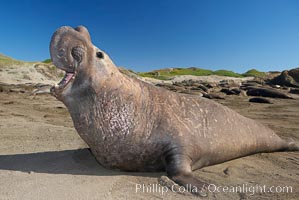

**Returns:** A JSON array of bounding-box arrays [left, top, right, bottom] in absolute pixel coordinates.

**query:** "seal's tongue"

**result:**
[[58, 72, 74, 87]]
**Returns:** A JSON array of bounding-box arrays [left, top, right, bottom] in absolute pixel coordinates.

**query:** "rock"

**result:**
[[249, 97, 273, 104], [290, 88, 299, 94], [34, 63, 64, 80], [246, 88, 293, 99], [270, 68, 299, 88]]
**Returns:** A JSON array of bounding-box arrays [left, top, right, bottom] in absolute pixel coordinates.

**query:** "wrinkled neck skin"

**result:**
[[60, 51, 155, 144], [61, 48, 126, 105]]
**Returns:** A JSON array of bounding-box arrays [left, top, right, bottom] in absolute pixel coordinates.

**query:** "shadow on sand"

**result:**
[[0, 148, 162, 177]]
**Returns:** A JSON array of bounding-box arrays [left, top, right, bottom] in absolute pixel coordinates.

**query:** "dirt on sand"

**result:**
[[0, 84, 298, 199]]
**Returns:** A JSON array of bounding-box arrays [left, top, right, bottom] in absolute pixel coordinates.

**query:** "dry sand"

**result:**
[[0, 66, 298, 199]]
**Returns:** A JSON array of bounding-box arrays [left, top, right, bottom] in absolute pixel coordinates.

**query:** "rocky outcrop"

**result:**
[[270, 68, 299, 88], [34, 64, 64, 80]]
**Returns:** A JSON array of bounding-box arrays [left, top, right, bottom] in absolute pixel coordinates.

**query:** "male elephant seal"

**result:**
[[50, 26, 299, 196]]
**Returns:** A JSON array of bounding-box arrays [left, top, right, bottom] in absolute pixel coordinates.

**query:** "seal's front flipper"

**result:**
[[164, 154, 208, 197]]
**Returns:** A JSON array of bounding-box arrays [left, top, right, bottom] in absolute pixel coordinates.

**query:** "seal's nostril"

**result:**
[[58, 49, 65, 57], [72, 46, 84, 63]]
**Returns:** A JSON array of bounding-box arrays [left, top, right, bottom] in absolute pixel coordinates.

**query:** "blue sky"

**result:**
[[0, 0, 299, 73]]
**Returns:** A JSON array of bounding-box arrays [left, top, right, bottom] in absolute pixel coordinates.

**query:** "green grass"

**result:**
[[213, 70, 242, 77], [167, 68, 213, 76], [42, 58, 52, 63], [138, 67, 215, 80], [242, 69, 266, 77], [138, 67, 247, 79]]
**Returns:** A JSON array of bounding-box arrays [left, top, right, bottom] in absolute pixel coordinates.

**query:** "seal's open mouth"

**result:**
[[58, 72, 75, 88], [51, 69, 76, 96]]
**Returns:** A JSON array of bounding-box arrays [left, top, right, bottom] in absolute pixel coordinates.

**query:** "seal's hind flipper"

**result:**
[[285, 138, 299, 151], [171, 173, 208, 196], [164, 154, 208, 196], [158, 176, 191, 196]]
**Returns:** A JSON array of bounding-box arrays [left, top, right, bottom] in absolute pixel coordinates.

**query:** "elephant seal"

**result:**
[[246, 87, 293, 99], [50, 26, 299, 196], [249, 97, 273, 104]]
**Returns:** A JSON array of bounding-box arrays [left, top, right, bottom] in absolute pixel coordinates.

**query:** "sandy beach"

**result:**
[[0, 84, 298, 199]]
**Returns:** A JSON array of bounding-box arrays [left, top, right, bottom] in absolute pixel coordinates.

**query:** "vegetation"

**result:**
[[0, 54, 24, 67], [138, 67, 214, 80], [138, 67, 248, 79], [213, 70, 242, 77], [167, 68, 213, 76], [242, 69, 266, 77], [42, 58, 52, 63]]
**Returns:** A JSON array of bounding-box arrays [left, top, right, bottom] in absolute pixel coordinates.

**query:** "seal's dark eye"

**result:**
[[96, 51, 104, 59], [71, 46, 84, 63]]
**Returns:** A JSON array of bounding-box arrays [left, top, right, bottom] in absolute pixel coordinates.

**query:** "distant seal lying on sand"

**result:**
[[249, 97, 273, 104], [50, 26, 299, 196], [246, 87, 293, 99]]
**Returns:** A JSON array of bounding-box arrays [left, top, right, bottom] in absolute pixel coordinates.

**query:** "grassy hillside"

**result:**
[[242, 69, 266, 77], [0, 54, 25, 67], [42, 58, 52, 64], [214, 70, 243, 77], [139, 67, 212, 80], [138, 67, 251, 79]]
